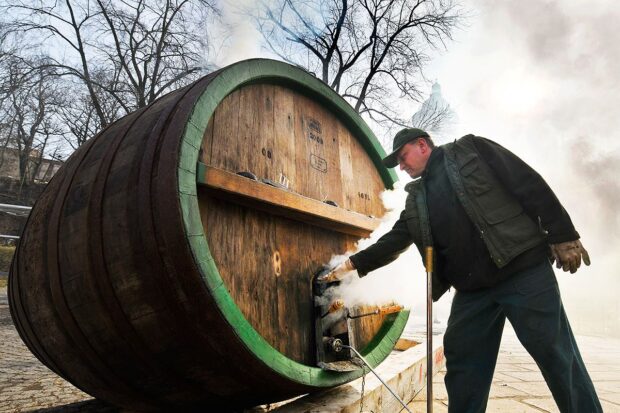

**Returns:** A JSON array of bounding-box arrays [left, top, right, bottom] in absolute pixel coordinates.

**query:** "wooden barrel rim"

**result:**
[[179, 58, 408, 387]]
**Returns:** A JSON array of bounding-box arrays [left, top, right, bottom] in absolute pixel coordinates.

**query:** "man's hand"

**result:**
[[549, 240, 591, 274], [318, 259, 355, 282]]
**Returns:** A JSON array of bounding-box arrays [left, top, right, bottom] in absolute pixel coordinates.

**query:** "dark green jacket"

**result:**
[[350, 135, 564, 301]]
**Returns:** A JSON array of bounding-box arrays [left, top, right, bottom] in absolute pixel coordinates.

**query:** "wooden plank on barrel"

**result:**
[[273, 85, 308, 362], [307, 96, 344, 207], [274, 218, 312, 364], [197, 164, 381, 238], [209, 88, 241, 171], [238, 84, 276, 183], [350, 305, 388, 351], [239, 84, 280, 349], [338, 122, 386, 219], [299, 97, 343, 207], [273, 86, 297, 191], [293, 94, 311, 198], [338, 123, 355, 212], [348, 128, 387, 218], [199, 108, 214, 166]]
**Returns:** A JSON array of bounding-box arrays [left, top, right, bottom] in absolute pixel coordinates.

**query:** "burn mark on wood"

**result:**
[[273, 251, 282, 276], [261, 147, 273, 159]]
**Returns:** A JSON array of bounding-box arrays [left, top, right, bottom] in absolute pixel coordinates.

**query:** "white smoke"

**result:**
[[208, 2, 452, 328], [213, 0, 276, 67], [426, 0, 620, 337], [322, 180, 454, 327], [210, 0, 620, 337]]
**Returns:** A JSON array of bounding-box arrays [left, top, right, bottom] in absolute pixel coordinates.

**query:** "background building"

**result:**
[[0, 147, 62, 240], [411, 82, 458, 143]]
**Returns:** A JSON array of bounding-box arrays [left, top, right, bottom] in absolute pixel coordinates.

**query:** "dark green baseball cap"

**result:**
[[382, 128, 430, 168]]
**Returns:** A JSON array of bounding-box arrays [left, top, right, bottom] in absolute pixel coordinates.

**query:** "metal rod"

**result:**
[[425, 246, 434, 413], [347, 304, 403, 319], [0, 203, 32, 211], [346, 309, 379, 319], [342, 344, 413, 413], [321, 299, 345, 318]]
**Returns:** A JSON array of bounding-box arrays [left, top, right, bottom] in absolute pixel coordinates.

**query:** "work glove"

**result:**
[[549, 240, 591, 274], [318, 259, 356, 282]]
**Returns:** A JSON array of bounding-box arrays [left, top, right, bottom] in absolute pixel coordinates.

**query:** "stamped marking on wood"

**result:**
[[307, 118, 324, 145], [308, 118, 321, 133], [310, 154, 327, 173]]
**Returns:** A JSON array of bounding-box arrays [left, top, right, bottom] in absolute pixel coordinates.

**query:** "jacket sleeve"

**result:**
[[349, 210, 414, 276], [472, 136, 579, 244]]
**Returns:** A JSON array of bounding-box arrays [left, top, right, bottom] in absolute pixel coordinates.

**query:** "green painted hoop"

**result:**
[[178, 58, 407, 387]]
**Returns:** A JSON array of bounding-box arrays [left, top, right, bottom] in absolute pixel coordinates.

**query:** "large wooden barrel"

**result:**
[[8, 59, 407, 411]]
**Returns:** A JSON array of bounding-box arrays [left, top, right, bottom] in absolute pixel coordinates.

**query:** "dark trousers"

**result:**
[[443, 260, 602, 413]]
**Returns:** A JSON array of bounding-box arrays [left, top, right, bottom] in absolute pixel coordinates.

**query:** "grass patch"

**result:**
[[0, 245, 15, 273]]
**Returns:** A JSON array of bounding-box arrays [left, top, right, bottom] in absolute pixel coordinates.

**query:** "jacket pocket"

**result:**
[[459, 154, 491, 195], [481, 202, 524, 224]]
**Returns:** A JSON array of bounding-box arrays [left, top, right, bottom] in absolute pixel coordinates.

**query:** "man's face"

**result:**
[[397, 139, 432, 178]]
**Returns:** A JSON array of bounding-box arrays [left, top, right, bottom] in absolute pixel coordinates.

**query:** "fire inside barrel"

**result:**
[[8, 59, 409, 411]]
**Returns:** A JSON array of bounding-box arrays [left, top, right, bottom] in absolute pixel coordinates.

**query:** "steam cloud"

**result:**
[[431, 0, 620, 337], [214, 0, 619, 336], [322, 183, 453, 328]]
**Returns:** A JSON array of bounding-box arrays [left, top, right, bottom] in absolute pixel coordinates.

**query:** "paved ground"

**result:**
[[2, 285, 619, 412], [0, 287, 118, 413], [407, 326, 620, 412]]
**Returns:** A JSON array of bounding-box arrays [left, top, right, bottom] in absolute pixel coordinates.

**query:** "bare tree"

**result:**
[[0, 55, 63, 185], [412, 100, 454, 128], [2, 0, 219, 143], [253, 0, 463, 141], [55, 74, 123, 150]]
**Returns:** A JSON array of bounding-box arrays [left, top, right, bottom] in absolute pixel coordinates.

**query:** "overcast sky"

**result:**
[[424, 0, 619, 336], [216, 0, 619, 336]]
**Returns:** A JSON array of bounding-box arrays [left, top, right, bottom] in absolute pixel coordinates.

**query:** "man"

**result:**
[[322, 128, 602, 413]]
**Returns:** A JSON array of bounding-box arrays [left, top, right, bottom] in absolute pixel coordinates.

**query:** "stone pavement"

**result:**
[[2, 284, 619, 412], [408, 326, 620, 412], [0, 287, 118, 413]]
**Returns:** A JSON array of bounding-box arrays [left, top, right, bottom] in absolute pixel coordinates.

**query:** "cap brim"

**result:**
[[382, 133, 429, 168], [382, 145, 404, 168], [382, 152, 398, 168]]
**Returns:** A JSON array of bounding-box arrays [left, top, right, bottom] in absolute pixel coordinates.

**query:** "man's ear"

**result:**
[[418, 138, 429, 153]]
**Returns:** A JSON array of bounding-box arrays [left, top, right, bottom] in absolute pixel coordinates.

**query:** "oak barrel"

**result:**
[[8, 59, 408, 411]]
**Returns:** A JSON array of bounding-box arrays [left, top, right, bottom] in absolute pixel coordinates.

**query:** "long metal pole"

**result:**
[[425, 246, 434, 413], [342, 345, 413, 413]]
